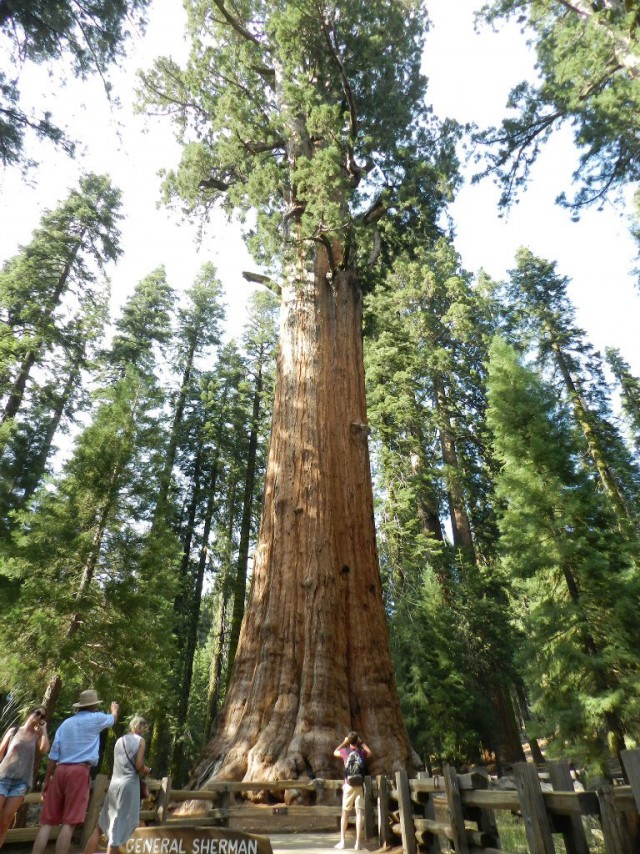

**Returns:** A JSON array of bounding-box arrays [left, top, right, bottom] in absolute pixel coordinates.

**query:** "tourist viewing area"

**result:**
[[7, 748, 640, 854]]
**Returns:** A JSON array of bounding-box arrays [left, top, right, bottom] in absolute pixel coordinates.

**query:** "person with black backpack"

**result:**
[[333, 731, 371, 850]]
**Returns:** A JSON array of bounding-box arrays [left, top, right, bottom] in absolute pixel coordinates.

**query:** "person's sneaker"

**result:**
[[354, 844, 363, 850], [334, 843, 345, 849]]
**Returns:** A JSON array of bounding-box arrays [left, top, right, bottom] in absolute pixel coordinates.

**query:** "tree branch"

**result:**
[[320, 15, 358, 140], [242, 271, 282, 296], [556, 0, 640, 77], [212, 0, 262, 47]]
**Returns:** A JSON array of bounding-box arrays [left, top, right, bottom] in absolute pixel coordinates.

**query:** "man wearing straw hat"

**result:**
[[32, 690, 118, 854]]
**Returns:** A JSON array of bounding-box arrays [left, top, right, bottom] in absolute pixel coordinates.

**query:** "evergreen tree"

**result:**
[[486, 337, 640, 769], [140, 0, 458, 780], [606, 347, 640, 455], [504, 247, 640, 531], [476, 0, 640, 221], [365, 240, 523, 766], [0, 268, 178, 715], [0, 0, 151, 168], [226, 289, 278, 674], [0, 175, 120, 529]]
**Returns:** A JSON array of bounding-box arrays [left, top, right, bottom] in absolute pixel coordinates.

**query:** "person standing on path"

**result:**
[[31, 690, 118, 854], [333, 731, 371, 850], [0, 707, 50, 847], [83, 715, 150, 854]]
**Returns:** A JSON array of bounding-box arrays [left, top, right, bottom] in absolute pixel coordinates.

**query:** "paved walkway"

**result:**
[[269, 834, 374, 854]]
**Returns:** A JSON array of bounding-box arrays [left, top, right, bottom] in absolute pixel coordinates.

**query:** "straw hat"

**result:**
[[72, 689, 102, 709]]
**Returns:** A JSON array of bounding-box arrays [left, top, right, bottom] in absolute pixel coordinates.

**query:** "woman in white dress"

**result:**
[[84, 716, 150, 854]]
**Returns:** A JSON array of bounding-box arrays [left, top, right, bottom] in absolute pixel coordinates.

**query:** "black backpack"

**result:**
[[344, 749, 367, 786]]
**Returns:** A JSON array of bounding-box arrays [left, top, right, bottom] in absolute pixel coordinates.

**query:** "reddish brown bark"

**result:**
[[193, 247, 413, 785]]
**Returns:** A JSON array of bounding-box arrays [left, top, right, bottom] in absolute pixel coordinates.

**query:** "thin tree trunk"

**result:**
[[204, 582, 231, 747], [1, 238, 83, 430], [157, 338, 197, 511], [194, 246, 413, 784], [227, 362, 263, 670], [550, 337, 636, 529], [432, 374, 524, 764], [19, 362, 82, 505], [170, 451, 221, 782], [432, 372, 476, 558]]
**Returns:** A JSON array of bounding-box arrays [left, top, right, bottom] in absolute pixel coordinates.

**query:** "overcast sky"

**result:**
[[1, 0, 638, 370]]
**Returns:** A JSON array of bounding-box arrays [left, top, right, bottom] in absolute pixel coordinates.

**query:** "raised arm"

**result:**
[[37, 721, 50, 754], [333, 736, 349, 759]]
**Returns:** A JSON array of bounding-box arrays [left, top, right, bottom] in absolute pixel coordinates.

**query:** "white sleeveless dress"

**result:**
[[99, 732, 143, 846]]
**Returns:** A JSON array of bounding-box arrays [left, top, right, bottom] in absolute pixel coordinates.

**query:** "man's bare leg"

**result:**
[[334, 810, 349, 848], [55, 823, 75, 854], [31, 824, 52, 854], [355, 810, 364, 849]]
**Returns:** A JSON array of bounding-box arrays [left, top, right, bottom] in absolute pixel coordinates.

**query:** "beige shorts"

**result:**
[[342, 782, 364, 812]]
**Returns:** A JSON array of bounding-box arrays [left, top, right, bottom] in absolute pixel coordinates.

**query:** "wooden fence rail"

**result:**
[[7, 750, 640, 853], [384, 752, 640, 854]]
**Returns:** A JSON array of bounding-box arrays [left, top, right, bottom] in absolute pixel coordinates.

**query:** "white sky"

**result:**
[[0, 0, 638, 370]]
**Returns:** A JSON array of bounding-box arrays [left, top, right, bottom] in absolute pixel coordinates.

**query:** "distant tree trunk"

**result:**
[[226, 364, 263, 670], [193, 246, 413, 784], [204, 581, 231, 746], [1, 238, 82, 429], [19, 362, 82, 505], [550, 336, 635, 529], [432, 373, 524, 765], [170, 452, 220, 783], [432, 372, 476, 559]]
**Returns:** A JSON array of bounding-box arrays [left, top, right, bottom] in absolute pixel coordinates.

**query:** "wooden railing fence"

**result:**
[[7, 748, 640, 853], [385, 748, 640, 854]]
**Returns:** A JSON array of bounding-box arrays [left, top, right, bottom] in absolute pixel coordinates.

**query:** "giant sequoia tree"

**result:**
[[141, 0, 456, 781]]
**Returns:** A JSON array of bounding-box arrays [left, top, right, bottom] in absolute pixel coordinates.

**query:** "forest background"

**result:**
[[1, 0, 640, 786]]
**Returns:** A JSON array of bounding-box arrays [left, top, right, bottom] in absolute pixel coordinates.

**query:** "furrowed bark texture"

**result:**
[[194, 247, 413, 784]]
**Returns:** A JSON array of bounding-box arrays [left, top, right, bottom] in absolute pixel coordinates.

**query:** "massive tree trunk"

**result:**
[[193, 245, 413, 784]]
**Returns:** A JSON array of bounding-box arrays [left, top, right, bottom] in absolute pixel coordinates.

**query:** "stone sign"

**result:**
[[125, 826, 273, 854]]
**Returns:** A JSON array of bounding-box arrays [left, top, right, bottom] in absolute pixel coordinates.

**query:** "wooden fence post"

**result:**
[[376, 775, 392, 849], [80, 774, 109, 849], [155, 776, 172, 825], [218, 785, 231, 828], [363, 775, 375, 840], [443, 764, 469, 854], [514, 762, 556, 854], [459, 767, 500, 851], [597, 782, 633, 854], [395, 770, 417, 854], [546, 761, 590, 854], [416, 770, 441, 853], [621, 749, 640, 812]]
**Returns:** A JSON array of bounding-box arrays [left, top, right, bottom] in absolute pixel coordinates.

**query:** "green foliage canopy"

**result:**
[[0, 0, 151, 169], [139, 0, 458, 272], [476, 0, 640, 217]]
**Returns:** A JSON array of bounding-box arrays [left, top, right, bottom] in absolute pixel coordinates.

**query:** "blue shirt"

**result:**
[[49, 711, 115, 766]]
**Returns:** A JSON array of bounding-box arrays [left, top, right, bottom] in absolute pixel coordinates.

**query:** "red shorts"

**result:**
[[40, 764, 91, 826]]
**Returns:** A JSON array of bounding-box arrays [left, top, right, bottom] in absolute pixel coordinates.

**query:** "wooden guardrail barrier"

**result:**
[[8, 751, 640, 853], [385, 753, 640, 854], [4, 775, 375, 847]]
